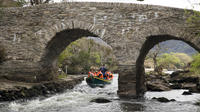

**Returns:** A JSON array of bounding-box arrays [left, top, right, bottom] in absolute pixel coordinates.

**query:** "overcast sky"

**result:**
[[52, 0, 200, 11]]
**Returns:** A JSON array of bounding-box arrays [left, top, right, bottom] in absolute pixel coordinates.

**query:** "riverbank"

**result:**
[[0, 75, 85, 102]]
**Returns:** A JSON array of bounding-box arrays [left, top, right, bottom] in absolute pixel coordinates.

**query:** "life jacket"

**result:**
[[109, 73, 113, 79], [88, 72, 94, 77], [94, 72, 97, 76], [105, 72, 110, 80], [97, 71, 103, 78]]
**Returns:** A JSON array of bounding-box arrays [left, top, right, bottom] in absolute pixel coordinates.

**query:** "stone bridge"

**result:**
[[0, 2, 200, 98]]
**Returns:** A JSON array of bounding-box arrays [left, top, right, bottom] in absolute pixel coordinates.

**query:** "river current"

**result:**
[[1, 74, 200, 112]]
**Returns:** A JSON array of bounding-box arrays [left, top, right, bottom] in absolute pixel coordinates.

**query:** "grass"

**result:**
[[58, 73, 67, 79]]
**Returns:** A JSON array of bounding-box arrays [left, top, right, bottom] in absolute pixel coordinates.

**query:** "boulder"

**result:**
[[146, 81, 171, 91], [170, 70, 189, 78], [170, 83, 182, 89], [182, 91, 192, 95], [90, 98, 111, 103], [146, 72, 171, 91], [152, 97, 170, 103]]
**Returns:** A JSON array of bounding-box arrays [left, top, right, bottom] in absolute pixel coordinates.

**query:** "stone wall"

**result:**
[[0, 2, 200, 97]]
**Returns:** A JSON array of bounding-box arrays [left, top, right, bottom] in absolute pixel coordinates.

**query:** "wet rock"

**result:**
[[152, 97, 176, 102], [170, 83, 182, 89], [152, 97, 170, 103], [170, 70, 189, 78], [170, 77, 199, 84], [170, 99, 176, 101], [145, 72, 171, 91], [194, 101, 200, 106], [182, 91, 192, 95], [90, 98, 112, 103], [146, 82, 171, 91], [0, 75, 85, 102], [170, 70, 199, 84]]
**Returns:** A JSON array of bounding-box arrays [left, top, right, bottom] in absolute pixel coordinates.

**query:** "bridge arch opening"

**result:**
[[136, 35, 200, 97], [39, 29, 98, 81], [39, 28, 117, 82]]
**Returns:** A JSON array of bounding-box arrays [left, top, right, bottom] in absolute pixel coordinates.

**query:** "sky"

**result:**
[[52, 0, 200, 11]]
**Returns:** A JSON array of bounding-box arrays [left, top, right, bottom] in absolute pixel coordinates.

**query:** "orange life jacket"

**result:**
[[105, 72, 110, 80], [109, 73, 113, 79], [97, 71, 103, 78]]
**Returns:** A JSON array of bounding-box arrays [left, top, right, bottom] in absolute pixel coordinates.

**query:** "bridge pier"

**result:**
[[117, 65, 140, 98]]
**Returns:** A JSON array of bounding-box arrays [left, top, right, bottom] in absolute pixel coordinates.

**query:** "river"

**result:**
[[1, 74, 200, 112]]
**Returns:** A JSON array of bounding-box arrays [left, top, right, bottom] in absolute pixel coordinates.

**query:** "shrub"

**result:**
[[190, 53, 200, 74], [157, 53, 183, 69]]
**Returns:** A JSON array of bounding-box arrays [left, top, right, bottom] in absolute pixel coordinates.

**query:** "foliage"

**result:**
[[0, 0, 26, 7], [190, 53, 200, 74], [157, 53, 184, 69], [16, 0, 26, 6], [58, 37, 117, 74], [173, 53, 193, 64], [58, 73, 67, 79], [146, 43, 168, 71], [185, 10, 200, 34]]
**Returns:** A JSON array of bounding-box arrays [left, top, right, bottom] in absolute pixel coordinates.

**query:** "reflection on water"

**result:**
[[0, 74, 200, 112]]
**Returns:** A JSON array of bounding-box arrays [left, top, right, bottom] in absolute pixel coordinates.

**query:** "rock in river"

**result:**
[[90, 98, 112, 103]]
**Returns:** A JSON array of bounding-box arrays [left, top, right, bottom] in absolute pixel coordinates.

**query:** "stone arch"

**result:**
[[136, 34, 200, 97], [35, 20, 104, 81]]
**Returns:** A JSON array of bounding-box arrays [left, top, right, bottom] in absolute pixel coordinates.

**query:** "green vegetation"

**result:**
[[145, 52, 193, 70], [185, 10, 200, 35], [157, 53, 184, 69], [58, 37, 117, 74], [0, 0, 26, 7], [58, 73, 67, 79], [190, 53, 200, 74], [184, 4, 200, 74]]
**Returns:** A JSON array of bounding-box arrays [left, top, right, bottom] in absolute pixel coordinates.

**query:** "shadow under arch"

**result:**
[[136, 34, 200, 97], [38, 28, 98, 81]]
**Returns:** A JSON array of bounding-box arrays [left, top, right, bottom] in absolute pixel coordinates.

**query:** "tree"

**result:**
[[157, 53, 184, 70], [146, 43, 168, 72], [58, 37, 117, 74], [190, 53, 200, 74]]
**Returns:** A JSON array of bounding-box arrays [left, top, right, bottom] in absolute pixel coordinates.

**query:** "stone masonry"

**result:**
[[0, 2, 200, 98]]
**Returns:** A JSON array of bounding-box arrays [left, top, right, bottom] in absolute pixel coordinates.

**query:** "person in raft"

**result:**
[[99, 64, 107, 78]]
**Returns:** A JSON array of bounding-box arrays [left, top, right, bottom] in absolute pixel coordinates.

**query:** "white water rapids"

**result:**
[[0, 74, 200, 112]]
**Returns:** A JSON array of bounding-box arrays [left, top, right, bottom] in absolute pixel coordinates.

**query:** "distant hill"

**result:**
[[152, 40, 198, 56]]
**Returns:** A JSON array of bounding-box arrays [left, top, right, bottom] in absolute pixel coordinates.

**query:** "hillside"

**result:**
[[152, 40, 198, 55]]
